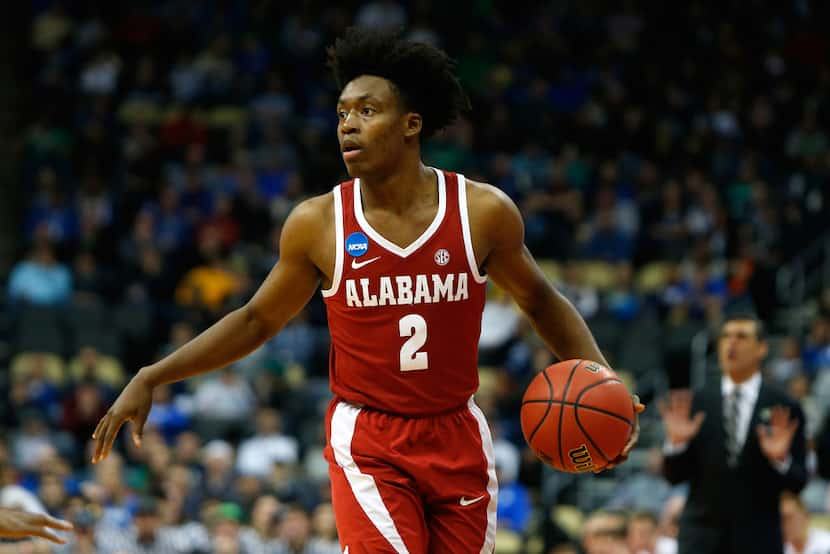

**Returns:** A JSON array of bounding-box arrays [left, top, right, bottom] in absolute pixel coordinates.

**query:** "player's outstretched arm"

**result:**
[[92, 195, 329, 463], [469, 182, 644, 465]]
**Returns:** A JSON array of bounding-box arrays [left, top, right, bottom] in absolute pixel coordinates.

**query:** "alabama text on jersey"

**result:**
[[322, 169, 487, 416]]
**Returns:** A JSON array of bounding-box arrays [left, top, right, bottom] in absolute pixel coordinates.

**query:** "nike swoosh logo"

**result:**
[[459, 495, 486, 507], [351, 256, 381, 270]]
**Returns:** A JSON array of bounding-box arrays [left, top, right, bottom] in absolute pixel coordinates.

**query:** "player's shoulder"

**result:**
[[463, 177, 518, 218], [286, 191, 334, 225], [281, 191, 335, 244]]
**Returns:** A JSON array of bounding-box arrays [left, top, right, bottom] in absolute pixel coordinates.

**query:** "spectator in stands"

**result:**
[[606, 448, 674, 515], [494, 435, 532, 533], [10, 410, 73, 473], [174, 231, 244, 314], [95, 496, 189, 554], [81, 453, 133, 530], [7, 240, 72, 307], [196, 440, 239, 506], [9, 352, 64, 419], [236, 408, 299, 479], [239, 494, 282, 551], [803, 317, 830, 378], [659, 495, 685, 543], [205, 502, 247, 554], [627, 511, 677, 554], [582, 510, 630, 554], [558, 261, 600, 319], [605, 262, 641, 322], [59, 379, 108, 452], [276, 503, 340, 554], [780, 491, 830, 554], [768, 337, 804, 386], [68, 347, 125, 390], [312, 502, 339, 550], [192, 368, 256, 441], [145, 384, 190, 444], [0, 461, 48, 516]]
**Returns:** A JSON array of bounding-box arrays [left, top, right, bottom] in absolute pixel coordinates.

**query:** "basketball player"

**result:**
[[91, 28, 643, 552]]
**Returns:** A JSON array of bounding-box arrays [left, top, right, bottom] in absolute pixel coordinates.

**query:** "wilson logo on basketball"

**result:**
[[568, 444, 594, 471]]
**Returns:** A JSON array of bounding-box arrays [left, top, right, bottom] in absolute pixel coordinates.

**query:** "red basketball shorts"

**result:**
[[323, 397, 498, 553]]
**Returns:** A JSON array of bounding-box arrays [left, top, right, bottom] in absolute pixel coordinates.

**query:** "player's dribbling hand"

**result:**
[[0, 508, 73, 544], [91, 371, 155, 463], [595, 394, 645, 473]]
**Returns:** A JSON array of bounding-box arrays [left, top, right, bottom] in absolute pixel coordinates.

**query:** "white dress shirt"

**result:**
[[721, 372, 762, 454], [785, 527, 830, 554]]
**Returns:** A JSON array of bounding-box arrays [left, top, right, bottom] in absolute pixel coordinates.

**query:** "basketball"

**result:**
[[520, 359, 635, 473]]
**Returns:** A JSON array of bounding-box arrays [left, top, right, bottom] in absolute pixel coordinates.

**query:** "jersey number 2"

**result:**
[[399, 314, 428, 371]]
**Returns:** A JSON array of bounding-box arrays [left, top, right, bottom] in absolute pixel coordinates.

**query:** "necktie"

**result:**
[[725, 386, 742, 467]]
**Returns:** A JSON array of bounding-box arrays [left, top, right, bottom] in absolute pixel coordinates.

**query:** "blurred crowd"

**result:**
[[3, 0, 830, 552]]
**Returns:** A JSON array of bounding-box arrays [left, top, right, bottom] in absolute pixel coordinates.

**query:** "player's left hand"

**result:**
[[595, 394, 645, 473]]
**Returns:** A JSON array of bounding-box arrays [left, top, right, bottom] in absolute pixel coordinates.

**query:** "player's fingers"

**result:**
[[91, 415, 106, 441], [39, 514, 73, 532], [26, 526, 67, 545], [102, 417, 126, 461], [92, 415, 111, 462], [132, 403, 151, 448], [691, 412, 706, 429]]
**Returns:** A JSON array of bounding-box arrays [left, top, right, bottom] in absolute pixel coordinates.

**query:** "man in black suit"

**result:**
[[659, 314, 807, 554]]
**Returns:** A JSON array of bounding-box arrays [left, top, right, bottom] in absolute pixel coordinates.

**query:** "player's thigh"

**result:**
[[427, 500, 494, 554], [329, 460, 428, 554], [326, 400, 428, 553]]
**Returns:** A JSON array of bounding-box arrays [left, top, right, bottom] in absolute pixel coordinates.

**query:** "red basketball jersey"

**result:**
[[322, 169, 487, 416]]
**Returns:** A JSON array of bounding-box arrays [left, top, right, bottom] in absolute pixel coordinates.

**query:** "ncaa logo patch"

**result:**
[[345, 232, 369, 257], [434, 248, 450, 266]]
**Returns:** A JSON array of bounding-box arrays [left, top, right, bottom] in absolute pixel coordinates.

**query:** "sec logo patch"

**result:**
[[346, 232, 369, 257], [434, 248, 450, 266]]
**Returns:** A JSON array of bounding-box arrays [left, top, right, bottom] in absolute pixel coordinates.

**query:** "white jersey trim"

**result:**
[[321, 185, 344, 298], [468, 396, 498, 553], [457, 174, 488, 284], [330, 401, 411, 554], [353, 168, 447, 258]]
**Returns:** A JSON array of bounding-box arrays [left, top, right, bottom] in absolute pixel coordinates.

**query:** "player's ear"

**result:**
[[404, 112, 422, 138]]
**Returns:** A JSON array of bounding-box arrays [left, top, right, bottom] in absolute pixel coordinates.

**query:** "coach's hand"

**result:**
[[0, 508, 73, 544], [596, 394, 646, 473], [91, 371, 154, 463]]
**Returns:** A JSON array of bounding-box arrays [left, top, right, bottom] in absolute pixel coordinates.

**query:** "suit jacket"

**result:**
[[815, 412, 830, 480], [663, 378, 807, 554]]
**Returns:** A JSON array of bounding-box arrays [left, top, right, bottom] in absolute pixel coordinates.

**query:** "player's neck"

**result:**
[[358, 160, 437, 215]]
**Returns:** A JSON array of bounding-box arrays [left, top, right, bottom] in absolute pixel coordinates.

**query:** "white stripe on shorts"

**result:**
[[468, 396, 498, 553], [330, 401, 410, 554]]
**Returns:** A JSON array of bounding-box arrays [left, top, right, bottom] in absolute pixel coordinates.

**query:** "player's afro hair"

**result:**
[[327, 27, 471, 140]]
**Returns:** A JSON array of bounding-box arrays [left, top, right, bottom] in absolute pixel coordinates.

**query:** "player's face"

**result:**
[[336, 75, 415, 177], [718, 320, 768, 380]]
